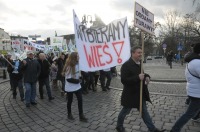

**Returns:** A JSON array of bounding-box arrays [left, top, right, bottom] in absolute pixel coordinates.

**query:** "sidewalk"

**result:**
[[116, 59, 186, 82]]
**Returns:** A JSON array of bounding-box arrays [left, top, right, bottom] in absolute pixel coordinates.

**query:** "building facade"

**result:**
[[0, 28, 11, 54]]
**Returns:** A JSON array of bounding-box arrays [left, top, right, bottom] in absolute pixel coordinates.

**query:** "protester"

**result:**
[[7, 58, 24, 101], [88, 71, 96, 92], [38, 53, 54, 101], [21, 51, 41, 107], [6, 53, 14, 91], [94, 70, 100, 88], [57, 53, 65, 96], [50, 56, 58, 90], [62, 52, 87, 122], [116, 46, 166, 132], [100, 68, 112, 91], [167, 51, 173, 69], [171, 43, 200, 132], [81, 71, 90, 94]]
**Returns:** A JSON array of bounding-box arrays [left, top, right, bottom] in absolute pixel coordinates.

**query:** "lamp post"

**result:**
[[81, 14, 94, 28]]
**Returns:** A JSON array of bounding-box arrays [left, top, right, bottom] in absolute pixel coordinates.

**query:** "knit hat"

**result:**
[[193, 43, 200, 54]]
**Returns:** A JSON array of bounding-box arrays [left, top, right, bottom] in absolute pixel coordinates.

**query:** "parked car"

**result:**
[[146, 56, 152, 60], [154, 56, 163, 59]]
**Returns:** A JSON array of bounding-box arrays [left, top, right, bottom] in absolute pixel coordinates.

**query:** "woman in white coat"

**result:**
[[62, 52, 87, 122]]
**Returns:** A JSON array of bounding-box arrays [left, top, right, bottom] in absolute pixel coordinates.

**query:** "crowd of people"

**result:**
[[4, 50, 117, 121], [0, 43, 199, 132]]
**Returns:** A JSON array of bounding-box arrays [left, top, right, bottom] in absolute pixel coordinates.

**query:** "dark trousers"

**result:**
[[171, 97, 200, 132], [13, 79, 24, 99], [81, 72, 90, 91], [95, 75, 99, 87], [9, 73, 14, 90], [38, 77, 52, 98], [66, 89, 83, 115], [100, 71, 112, 88], [88, 72, 95, 89], [57, 77, 65, 92]]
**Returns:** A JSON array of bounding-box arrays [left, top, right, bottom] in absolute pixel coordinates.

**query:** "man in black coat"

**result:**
[[21, 51, 41, 107], [38, 53, 54, 101], [116, 46, 165, 132]]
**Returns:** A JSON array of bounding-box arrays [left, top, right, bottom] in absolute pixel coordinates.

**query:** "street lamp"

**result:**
[[81, 14, 94, 27]]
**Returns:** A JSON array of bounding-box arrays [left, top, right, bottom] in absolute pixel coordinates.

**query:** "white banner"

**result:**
[[50, 37, 63, 46], [11, 40, 21, 51], [73, 10, 131, 71], [68, 39, 76, 52], [134, 2, 154, 35]]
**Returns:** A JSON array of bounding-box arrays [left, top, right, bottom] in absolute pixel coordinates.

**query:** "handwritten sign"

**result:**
[[134, 2, 154, 35], [73, 10, 130, 71]]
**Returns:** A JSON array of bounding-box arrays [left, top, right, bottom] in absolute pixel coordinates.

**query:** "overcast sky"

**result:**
[[0, 0, 198, 39]]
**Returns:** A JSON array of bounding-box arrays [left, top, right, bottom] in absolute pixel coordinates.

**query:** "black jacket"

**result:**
[[38, 59, 51, 79], [56, 58, 65, 80], [21, 58, 41, 83], [7, 60, 23, 81], [120, 58, 151, 109]]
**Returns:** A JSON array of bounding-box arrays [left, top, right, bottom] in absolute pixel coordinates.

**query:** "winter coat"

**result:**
[[120, 58, 151, 109], [50, 63, 58, 80], [7, 60, 23, 81], [38, 59, 51, 79], [184, 53, 200, 98], [56, 58, 65, 80], [21, 58, 41, 83]]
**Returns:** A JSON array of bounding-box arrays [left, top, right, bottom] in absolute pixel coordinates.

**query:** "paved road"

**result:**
[[0, 60, 200, 132]]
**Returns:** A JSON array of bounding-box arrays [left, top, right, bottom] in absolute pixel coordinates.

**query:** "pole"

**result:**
[[140, 31, 144, 116]]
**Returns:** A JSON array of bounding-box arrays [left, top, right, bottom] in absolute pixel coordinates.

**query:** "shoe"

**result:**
[[152, 128, 166, 132], [13, 96, 16, 99], [68, 113, 75, 120], [106, 86, 110, 90], [21, 98, 24, 101], [26, 103, 30, 108], [79, 114, 88, 122], [40, 96, 44, 99], [102, 87, 107, 91], [49, 97, 55, 101], [192, 117, 200, 122], [116, 126, 125, 132], [31, 102, 37, 105]]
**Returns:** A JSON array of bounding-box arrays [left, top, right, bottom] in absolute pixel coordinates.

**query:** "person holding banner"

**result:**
[[62, 52, 87, 122], [7, 58, 24, 101], [21, 51, 41, 107], [116, 46, 165, 132]]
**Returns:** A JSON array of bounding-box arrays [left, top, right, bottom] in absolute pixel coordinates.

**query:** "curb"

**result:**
[[0, 79, 9, 84], [118, 73, 186, 83], [150, 79, 186, 83]]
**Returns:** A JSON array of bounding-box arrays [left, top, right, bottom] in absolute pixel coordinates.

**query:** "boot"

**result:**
[[152, 128, 166, 132], [79, 114, 88, 122], [68, 113, 75, 120]]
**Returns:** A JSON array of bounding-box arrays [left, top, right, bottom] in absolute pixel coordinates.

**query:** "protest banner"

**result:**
[[68, 39, 76, 52], [50, 37, 63, 46], [134, 2, 154, 35], [73, 10, 130, 71], [134, 2, 154, 116], [11, 40, 21, 51]]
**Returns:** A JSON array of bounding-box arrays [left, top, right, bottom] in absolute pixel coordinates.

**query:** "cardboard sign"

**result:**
[[73, 10, 131, 71], [50, 37, 63, 46], [134, 2, 154, 35]]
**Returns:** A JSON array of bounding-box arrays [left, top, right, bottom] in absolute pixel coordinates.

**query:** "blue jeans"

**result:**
[[38, 77, 52, 98], [117, 100, 156, 131], [24, 82, 36, 104], [171, 97, 200, 132]]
